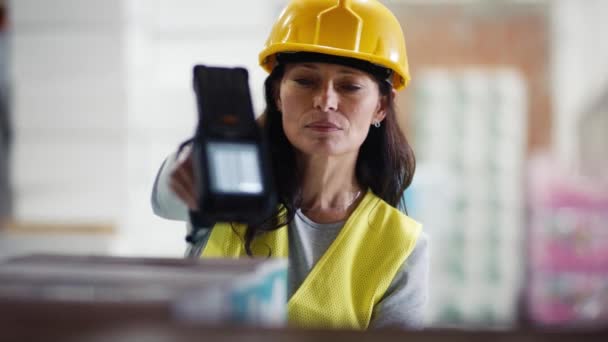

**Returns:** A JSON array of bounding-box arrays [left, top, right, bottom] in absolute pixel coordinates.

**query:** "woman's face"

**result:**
[[277, 62, 386, 157]]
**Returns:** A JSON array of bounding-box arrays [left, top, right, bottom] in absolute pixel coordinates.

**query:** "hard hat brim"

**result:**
[[259, 43, 410, 90]]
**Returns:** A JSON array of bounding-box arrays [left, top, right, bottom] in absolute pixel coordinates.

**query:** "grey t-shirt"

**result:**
[[151, 153, 429, 329]]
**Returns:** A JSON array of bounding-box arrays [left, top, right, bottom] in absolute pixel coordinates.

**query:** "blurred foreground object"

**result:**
[[0, 254, 287, 326], [0, 251, 606, 341], [0, 0, 10, 228], [526, 155, 608, 327], [0, 78, 9, 228]]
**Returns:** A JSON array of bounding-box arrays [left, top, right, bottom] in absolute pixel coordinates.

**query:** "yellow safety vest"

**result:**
[[202, 189, 421, 329]]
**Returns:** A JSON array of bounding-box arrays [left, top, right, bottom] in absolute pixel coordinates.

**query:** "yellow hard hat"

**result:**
[[259, 0, 410, 90]]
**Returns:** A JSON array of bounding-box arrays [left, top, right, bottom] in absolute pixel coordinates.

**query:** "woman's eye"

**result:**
[[294, 78, 315, 87], [339, 83, 362, 92]]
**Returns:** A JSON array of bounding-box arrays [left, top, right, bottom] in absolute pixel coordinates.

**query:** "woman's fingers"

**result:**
[[179, 154, 195, 191], [169, 175, 197, 210], [169, 151, 198, 210]]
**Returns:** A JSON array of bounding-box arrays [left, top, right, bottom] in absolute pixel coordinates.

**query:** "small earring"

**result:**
[[373, 121, 381, 128]]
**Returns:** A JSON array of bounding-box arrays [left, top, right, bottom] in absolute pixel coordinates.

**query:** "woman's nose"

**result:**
[[313, 83, 339, 112]]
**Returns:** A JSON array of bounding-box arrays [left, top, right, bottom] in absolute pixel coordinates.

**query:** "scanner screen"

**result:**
[[206, 142, 263, 194]]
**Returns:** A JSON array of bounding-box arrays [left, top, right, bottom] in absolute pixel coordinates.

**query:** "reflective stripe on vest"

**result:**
[[201, 189, 421, 329]]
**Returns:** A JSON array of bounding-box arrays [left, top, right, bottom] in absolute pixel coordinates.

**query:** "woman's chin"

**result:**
[[296, 142, 351, 157]]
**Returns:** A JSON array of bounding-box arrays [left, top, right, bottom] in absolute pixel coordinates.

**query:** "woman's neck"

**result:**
[[297, 153, 363, 223]]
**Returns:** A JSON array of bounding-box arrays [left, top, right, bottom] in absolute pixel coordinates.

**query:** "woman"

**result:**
[[152, 0, 428, 330]]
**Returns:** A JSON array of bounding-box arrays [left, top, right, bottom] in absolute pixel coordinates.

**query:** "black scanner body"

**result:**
[[189, 65, 275, 226]]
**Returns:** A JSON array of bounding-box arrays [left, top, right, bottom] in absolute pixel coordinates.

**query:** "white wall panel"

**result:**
[[155, 0, 273, 32], [10, 0, 125, 28], [153, 39, 261, 84], [15, 186, 122, 222], [13, 78, 125, 134], [128, 86, 196, 134], [11, 32, 124, 81], [12, 140, 123, 193]]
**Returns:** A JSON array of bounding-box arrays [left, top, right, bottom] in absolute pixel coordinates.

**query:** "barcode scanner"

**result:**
[[188, 65, 275, 233]]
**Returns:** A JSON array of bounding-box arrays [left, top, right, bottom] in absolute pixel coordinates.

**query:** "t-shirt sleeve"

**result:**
[[369, 231, 429, 329], [150, 151, 189, 221]]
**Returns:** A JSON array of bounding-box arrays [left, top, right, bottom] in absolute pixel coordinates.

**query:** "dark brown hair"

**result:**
[[242, 59, 416, 256]]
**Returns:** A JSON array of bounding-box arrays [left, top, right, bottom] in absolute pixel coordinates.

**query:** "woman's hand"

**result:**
[[169, 114, 264, 212], [169, 146, 198, 211]]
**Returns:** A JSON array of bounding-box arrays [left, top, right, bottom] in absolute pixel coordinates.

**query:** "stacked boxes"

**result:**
[[408, 68, 527, 327]]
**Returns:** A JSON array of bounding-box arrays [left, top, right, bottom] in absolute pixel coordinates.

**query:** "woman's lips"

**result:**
[[306, 121, 341, 132]]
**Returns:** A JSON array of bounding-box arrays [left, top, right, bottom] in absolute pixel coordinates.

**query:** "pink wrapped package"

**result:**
[[526, 156, 608, 327]]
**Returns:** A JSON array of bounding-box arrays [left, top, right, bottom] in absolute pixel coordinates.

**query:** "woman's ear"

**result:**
[[374, 109, 387, 124], [374, 89, 393, 123]]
